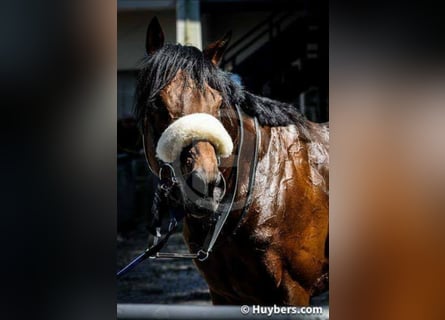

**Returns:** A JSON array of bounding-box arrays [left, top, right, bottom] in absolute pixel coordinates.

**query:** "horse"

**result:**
[[135, 17, 329, 306]]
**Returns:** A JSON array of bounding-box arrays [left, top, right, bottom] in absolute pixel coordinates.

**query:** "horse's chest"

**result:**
[[195, 236, 279, 303]]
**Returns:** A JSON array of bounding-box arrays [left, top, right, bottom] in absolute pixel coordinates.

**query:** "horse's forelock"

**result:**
[[134, 43, 244, 130]]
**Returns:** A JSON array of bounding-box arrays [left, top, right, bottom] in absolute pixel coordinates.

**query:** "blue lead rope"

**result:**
[[116, 249, 152, 278], [117, 219, 178, 279]]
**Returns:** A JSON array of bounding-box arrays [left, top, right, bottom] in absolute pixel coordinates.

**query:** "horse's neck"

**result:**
[[259, 122, 329, 195]]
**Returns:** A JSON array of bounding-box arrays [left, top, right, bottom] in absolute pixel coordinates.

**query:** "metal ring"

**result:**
[[197, 249, 209, 261], [218, 172, 227, 199], [159, 163, 176, 180]]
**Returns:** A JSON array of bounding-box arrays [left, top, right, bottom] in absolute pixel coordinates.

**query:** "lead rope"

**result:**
[[116, 216, 179, 279]]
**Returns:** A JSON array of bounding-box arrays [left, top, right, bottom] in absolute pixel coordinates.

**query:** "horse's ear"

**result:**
[[146, 17, 165, 55], [203, 31, 232, 66]]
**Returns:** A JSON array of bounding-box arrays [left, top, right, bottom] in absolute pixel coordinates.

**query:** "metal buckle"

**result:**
[[197, 249, 209, 261], [160, 183, 171, 192], [159, 163, 178, 195]]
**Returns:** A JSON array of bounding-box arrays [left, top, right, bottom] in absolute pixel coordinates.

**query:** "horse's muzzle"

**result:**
[[187, 171, 221, 197], [184, 171, 225, 217]]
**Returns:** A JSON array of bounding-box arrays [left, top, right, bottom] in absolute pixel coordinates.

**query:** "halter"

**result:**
[[117, 105, 260, 278]]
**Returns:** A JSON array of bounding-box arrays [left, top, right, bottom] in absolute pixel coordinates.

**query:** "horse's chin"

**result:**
[[182, 182, 224, 219], [185, 197, 219, 219]]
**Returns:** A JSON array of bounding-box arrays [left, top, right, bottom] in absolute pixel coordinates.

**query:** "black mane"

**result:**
[[134, 43, 306, 129]]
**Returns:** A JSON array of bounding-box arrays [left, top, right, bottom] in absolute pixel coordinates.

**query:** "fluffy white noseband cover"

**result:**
[[156, 113, 234, 163]]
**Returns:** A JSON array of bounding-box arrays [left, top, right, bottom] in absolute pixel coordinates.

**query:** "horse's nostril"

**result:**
[[188, 172, 208, 197], [186, 171, 223, 199]]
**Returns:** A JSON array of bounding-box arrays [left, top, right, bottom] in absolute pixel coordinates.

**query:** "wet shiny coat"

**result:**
[[183, 115, 329, 305]]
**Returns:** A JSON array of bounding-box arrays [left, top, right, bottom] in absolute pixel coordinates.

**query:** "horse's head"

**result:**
[[137, 17, 235, 218], [155, 112, 232, 217]]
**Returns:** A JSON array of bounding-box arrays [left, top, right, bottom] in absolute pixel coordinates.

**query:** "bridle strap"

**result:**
[[232, 115, 260, 235], [141, 116, 159, 177], [198, 103, 247, 256]]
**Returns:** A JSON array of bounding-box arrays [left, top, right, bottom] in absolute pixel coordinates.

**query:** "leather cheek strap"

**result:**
[[143, 117, 161, 176]]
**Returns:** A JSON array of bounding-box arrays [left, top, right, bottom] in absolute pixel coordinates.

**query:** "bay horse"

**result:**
[[135, 17, 329, 306]]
